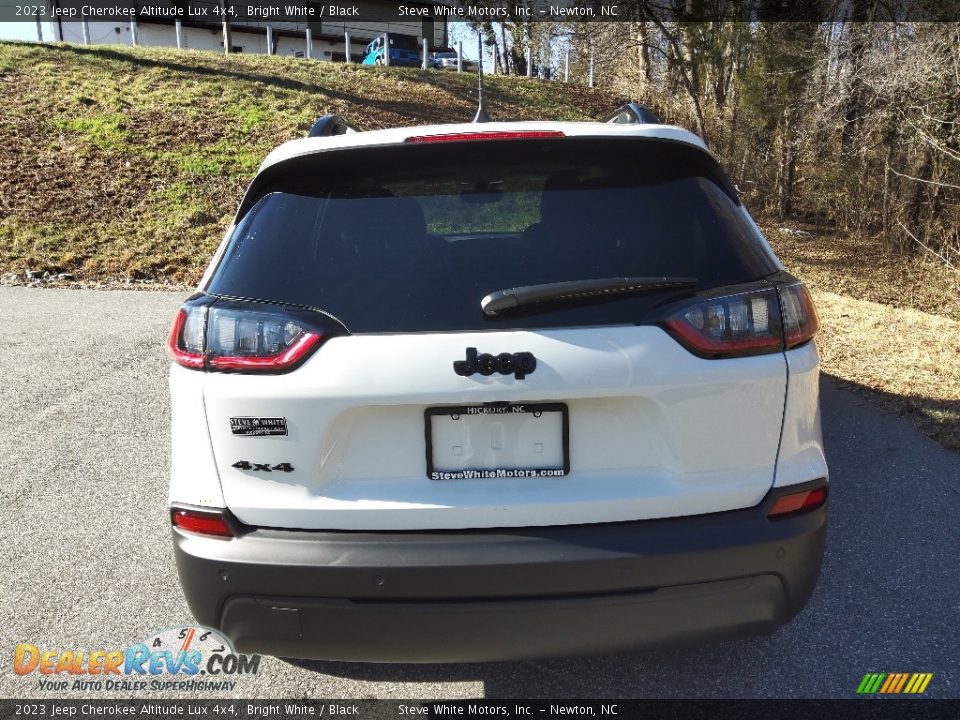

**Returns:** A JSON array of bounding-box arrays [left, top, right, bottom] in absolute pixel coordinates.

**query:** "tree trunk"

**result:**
[[841, 12, 870, 155], [636, 22, 652, 88], [498, 24, 510, 74], [903, 147, 933, 256], [776, 107, 797, 219]]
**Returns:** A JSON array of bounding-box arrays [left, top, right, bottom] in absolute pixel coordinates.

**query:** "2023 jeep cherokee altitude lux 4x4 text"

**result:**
[[168, 113, 827, 662]]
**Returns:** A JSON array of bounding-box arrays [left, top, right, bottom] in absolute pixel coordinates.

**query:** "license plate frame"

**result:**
[[424, 402, 570, 480]]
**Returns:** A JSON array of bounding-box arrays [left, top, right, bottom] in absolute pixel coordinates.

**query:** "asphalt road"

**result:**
[[1, 286, 958, 699]]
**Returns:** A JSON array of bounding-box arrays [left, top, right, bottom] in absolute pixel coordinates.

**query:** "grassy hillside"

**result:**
[[0, 41, 624, 282]]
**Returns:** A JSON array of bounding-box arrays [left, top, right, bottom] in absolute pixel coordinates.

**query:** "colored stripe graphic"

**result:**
[[857, 672, 933, 695], [857, 673, 886, 694], [907, 673, 934, 694], [878, 674, 897, 693]]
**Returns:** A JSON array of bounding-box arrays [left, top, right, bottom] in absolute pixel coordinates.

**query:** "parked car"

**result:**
[[361, 33, 421, 67], [168, 105, 828, 663], [431, 51, 474, 70]]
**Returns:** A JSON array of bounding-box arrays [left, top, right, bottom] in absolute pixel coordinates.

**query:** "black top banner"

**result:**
[[7, 0, 960, 24]]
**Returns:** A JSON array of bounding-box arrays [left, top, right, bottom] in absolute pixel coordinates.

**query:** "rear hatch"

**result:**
[[197, 136, 787, 530]]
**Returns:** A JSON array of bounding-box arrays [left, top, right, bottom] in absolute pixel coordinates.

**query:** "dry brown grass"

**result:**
[[768, 222, 960, 452], [813, 291, 960, 451], [766, 223, 960, 321]]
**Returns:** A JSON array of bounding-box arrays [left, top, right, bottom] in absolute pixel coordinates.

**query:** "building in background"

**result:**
[[44, 0, 450, 61]]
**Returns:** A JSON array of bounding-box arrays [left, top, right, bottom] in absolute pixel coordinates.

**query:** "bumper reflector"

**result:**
[[171, 508, 234, 538], [768, 486, 827, 519]]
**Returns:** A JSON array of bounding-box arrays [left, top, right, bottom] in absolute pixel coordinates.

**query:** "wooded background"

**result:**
[[470, 12, 960, 271]]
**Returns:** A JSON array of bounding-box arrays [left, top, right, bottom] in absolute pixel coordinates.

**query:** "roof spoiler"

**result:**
[[308, 114, 357, 138], [604, 103, 660, 125]]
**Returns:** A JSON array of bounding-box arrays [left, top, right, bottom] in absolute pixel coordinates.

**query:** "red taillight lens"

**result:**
[[663, 289, 783, 358], [405, 130, 566, 144], [768, 486, 827, 518], [779, 283, 819, 349], [207, 332, 321, 371], [167, 308, 206, 369], [662, 282, 819, 359], [167, 300, 330, 373], [171, 508, 234, 538]]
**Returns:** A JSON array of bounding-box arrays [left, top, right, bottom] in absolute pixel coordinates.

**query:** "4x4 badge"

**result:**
[[453, 347, 537, 380]]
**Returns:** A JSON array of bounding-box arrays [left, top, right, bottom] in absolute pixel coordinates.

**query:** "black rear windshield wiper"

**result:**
[[481, 277, 698, 316]]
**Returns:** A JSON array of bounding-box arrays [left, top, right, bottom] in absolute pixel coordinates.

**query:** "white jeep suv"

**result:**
[[167, 106, 827, 662]]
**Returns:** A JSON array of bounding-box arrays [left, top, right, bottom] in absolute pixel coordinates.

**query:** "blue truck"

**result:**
[[361, 33, 421, 67]]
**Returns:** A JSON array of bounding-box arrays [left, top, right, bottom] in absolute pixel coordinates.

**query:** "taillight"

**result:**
[[663, 289, 783, 358], [768, 486, 827, 518], [405, 130, 566, 144], [779, 283, 819, 349], [170, 508, 233, 538], [167, 308, 206, 369], [662, 282, 818, 359], [167, 298, 335, 373]]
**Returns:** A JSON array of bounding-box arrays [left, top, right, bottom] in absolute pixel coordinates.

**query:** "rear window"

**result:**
[[206, 138, 777, 333]]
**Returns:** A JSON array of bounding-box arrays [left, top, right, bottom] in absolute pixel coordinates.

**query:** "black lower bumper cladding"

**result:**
[[172, 480, 827, 662]]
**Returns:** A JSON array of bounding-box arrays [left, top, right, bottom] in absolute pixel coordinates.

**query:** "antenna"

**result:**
[[473, 31, 490, 123]]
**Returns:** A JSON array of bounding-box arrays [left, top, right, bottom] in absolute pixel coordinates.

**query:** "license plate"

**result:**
[[425, 403, 569, 480]]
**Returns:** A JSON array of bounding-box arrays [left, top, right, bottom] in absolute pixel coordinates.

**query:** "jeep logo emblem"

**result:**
[[453, 347, 537, 380]]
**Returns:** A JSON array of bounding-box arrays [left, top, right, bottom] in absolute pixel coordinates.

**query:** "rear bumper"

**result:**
[[172, 481, 826, 662]]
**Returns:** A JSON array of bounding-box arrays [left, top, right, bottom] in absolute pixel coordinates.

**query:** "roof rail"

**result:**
[[604, 103, 660, 125], [307, 114, 357, 138]]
